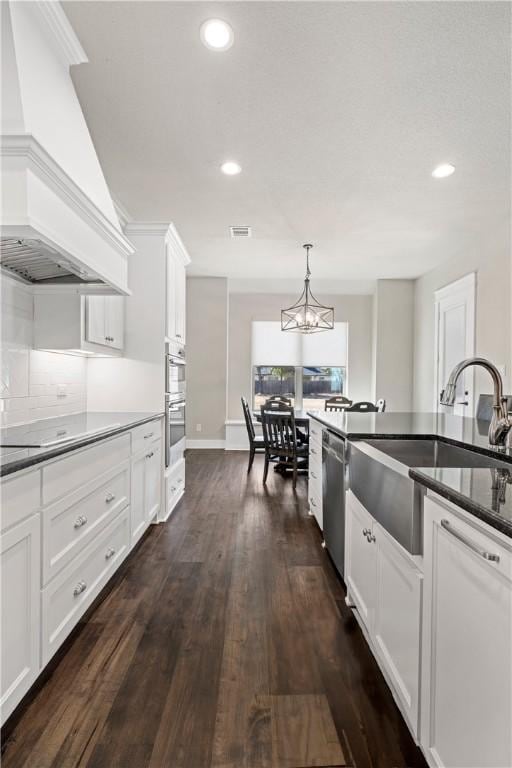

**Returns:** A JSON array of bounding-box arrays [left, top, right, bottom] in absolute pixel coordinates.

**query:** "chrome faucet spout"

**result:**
[[440, 357, 511, 447]]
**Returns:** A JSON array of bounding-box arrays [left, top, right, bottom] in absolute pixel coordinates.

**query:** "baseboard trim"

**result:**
[[186, 439, 226, 449]]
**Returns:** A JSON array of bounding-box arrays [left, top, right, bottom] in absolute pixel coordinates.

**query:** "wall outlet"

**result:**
[[196, 423, 202, 432]]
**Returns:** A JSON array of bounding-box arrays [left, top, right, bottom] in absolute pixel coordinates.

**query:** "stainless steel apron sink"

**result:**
[[349, 439, 510, 555]]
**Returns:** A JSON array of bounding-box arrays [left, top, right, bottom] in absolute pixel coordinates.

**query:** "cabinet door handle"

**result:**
[[176, 333, 182, 338], [146, 451, 154, 459], [105, 493, 116, 503], [362, 527, 370, 536], [367, 533, 376, 543], [310, 470, 317, 479], [74, 515, 88, 529], [144, 432, 154, 439], [440, 519, 500, 562], [310, 448, 317, 455], [73, 580, 87, 597], [310, 497, 317, 507], [105, 548, 116, 560]]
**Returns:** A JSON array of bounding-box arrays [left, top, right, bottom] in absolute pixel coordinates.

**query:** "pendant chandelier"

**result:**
[[281, 244, 334, 333]]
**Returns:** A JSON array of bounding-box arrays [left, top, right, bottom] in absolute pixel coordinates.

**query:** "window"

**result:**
[[253, 366, 295, 409], [251, 322, 348, 410]]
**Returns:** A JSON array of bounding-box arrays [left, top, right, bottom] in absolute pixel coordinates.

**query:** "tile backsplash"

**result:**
[[1, 277, 87, 427]]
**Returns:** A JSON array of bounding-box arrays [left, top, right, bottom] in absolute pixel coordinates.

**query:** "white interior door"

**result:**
[[434, 273, 476, 417]]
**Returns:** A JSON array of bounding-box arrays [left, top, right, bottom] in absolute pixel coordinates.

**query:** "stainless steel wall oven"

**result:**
[[165, 341, 186, 467]]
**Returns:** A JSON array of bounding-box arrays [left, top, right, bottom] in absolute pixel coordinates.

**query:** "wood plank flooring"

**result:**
[[1, 450, 428, 768]]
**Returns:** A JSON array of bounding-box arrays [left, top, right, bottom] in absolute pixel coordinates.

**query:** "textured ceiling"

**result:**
[[64, 1, 511, 280]]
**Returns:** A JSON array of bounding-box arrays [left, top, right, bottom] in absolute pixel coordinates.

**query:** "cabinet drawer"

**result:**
[[42, 435, 130, 505], [42, 462, 130, 584], [167, 458, 185, 514], [42, 509, 129, 665], [132, 420, 162, 456], [1, 470, 40, 532]]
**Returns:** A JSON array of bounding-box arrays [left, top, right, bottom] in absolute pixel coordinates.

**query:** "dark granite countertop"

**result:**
[[308, 410, 512, 539], [0, 412, 164, 478], [410, 466, 512, 539]]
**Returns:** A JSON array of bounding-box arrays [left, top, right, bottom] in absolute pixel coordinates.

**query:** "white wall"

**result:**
[[0, 276, 86, 426], [373, 280, 415, 411], [413, 236, 511, 412], [185, 277, 228, 444], [227, 291, 374, 421]]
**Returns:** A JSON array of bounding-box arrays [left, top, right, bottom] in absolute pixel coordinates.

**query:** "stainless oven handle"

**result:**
[[440, 519, 500, 563]]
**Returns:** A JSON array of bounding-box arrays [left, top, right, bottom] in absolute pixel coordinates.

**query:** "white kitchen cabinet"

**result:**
[[373, 524, 422, 735], [131, 439, 162, 547], [34, 293, 124, 355], [308, 420, 323, 528], [345, 491, 376, 630], [421, 495, 512, 768], [166, 242, 187, 344], [85, 296, 124, 351], [1, 514, 41, 722]]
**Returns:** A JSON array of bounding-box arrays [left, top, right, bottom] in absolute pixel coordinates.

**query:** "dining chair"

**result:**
[[260, 405, 308, 489], [325, 396, 352, 412], [263, 398, 308, 444], [265, 395, 292, 407], [241, 397, 265, 472], [346, 401, 379, 413], [376, 398, 386, 412]]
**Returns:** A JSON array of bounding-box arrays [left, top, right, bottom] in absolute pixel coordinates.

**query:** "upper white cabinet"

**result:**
[[34, 293, 124, 355], [85, 296, 124, 350], [166, 228, 189, 344], [421, 495, 512, 768]]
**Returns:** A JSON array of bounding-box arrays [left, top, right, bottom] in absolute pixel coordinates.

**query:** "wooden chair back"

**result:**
[[325, 396, 352, 412], [260, 406, 297, 458], [376, 398, 386, 412], [346, 401, 379, 413], [241, 396, 256, 442], [265, 395, 292, 406], [263, 398, 293, 412]]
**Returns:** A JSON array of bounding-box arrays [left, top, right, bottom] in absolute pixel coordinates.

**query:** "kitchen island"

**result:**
[[307, 409, 512, 768]]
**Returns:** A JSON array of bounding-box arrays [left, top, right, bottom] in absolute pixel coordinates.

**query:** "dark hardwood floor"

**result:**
[[1, 450, 428, 768]]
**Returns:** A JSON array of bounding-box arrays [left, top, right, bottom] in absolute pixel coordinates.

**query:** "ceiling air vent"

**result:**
[[230, 226, 251, 238]]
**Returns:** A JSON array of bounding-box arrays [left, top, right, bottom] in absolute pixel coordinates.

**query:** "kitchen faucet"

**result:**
[[440, 357, 512, 447]]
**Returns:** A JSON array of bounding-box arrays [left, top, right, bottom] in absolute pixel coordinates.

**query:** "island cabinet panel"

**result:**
[[373, 525, 422, 735], [345, 491, 376, 630], [421, 495, 512, 768], [0, 470, 40, 532], [0, 514, 41, 722]]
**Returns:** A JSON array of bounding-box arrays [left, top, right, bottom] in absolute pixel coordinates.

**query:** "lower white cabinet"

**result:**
[[345, 490, 422, 737], [421, 495, 512, 768], [165, 457, 185, 520], [41, 509, 129, 665], [131, 439, 162, 547], [1, 514, 41, 722], [308, 421, 323, 528]]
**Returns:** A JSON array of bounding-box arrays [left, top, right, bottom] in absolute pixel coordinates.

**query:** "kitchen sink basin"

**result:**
[[348, 438, 510, 555], [362, 438, 510, 469]]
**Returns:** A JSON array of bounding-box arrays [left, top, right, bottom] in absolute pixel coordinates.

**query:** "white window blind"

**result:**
[[251, 321, 348, 366]]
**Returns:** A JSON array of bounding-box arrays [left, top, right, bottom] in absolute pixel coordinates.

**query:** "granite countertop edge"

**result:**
[[409, 468, 512, 539], [0, 412, 164, 478]]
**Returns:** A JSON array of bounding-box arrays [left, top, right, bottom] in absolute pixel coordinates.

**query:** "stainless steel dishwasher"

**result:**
[[322, 429, 347, 578]]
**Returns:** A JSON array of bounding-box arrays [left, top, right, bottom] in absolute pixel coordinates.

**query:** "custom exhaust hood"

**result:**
[[0, 1, 134, 294]]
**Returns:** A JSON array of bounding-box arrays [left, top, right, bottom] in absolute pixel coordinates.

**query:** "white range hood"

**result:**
[[0, 1, 133, 294]]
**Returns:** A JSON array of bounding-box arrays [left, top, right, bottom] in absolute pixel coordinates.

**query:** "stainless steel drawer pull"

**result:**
[[310, 448, 317, 455], [367, 533, 376, 543], [362, 527, 370, 536], [310, 471, 317, 479], [441, 519, 500, 562], [144, 432, 154, 439], [310, 497, 317, 507], [74, 516, 88, 529], [73, 580, 87, 597], [105, 492, 116, 503], [146, 451, 154, 459], [105, 548, 116, 560]]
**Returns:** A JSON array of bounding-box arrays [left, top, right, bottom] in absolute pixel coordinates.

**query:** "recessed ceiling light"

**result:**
[[221, 161, 241, 176], [200, 19, 234, 51], [432, 163, 455, 179]]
